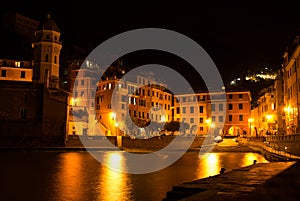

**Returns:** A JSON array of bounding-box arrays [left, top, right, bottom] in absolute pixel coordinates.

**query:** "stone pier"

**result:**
[[163, 161, 298, 201]]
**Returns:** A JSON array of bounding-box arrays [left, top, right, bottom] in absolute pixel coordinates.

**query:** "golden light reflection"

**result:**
[[55, 153, 84, 200], [98, 152, 131, 201], [241, 152, 268, 167], [197, 153, 221, 178]]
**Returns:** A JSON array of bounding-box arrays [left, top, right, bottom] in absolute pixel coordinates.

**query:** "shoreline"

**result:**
[[0, 144, 261, 154]]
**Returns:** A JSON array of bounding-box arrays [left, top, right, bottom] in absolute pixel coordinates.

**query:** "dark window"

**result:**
[[199, 117, 204, 123], [239, 94, 243, 99], [21, 71, 25, 78], [190, 118, 194, 123], [219, 104, 223, 111], [239, 103, 243, 109], [176, 107, 180, 114], [45, 54, 49, 62], [190, 106, 194, 113], [229, 115, 232, 122], [211, 104, 215, 111], [1, 70, 6, 77], [239, 115, 243, 121], [229, 94, 233, 99], [199, 106, 204, 113], [20, 108, 27, 120], [229, 104, 233, 110]]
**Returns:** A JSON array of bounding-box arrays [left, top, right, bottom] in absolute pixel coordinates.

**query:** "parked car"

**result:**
[[214, 135, 223, 143]]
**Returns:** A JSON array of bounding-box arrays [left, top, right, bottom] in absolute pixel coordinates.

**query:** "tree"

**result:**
[[163, 121, 180, 134]]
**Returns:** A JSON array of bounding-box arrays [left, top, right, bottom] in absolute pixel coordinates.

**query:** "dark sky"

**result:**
[[3, 0, 300, 83]]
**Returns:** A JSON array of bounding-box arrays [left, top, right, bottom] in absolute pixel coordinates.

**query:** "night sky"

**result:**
[[2, 0, 300, 84]]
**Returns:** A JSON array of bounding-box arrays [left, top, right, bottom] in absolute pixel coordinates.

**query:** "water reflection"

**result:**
[[98, 152, 132, 201], [54, 153, 85, 201], [0, 151, 269, 201], [198, 153, 221, 178], [197, 153, 269, 179]]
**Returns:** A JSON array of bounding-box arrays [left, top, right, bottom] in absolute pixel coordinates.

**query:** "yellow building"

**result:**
[[256, 85, 277, 136], [282, 35, 300, 134], [68, 61, 103, 136], [0, 59, 33, 82]]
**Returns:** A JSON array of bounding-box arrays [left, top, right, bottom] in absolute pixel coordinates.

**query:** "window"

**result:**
[[211, 104, 215, 111], [218, 116, 223, 122], [182, 97, 186, 102], [200, 127, 204, 131], [190, 106, 194, 113], [1, 70, 6, 77], [190, 118, 194, 123], [239, 94, 243, 99], [199, 106, 204, 113], [212, 116, 216, 122], [21, 71, 26, 78], [45, 54, 49, 62], [199, 117, 204, 123], [228, 104, 233, 110], [81, 91, 84, 97], [229, 115, 232, 122], [239, 103, 243, 109], [121, 104, 125, 110], [81, 80, 84, 85], [176, 107, 180, 114], [182, 107, 186, 114], [122, 95, 126, 102], [20, 108, 27, 120], [239, 115, 243, 121], [229, 94, 233, 99], [219, 104, 223, 111]]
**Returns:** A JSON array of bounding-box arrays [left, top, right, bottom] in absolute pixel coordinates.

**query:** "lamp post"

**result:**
[[266, 114, 273, 135], [248, 118, 254, 137], [115, 122, 119, 136]]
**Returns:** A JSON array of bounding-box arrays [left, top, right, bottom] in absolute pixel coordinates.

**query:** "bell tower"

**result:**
[[32, 13, 62, 88]]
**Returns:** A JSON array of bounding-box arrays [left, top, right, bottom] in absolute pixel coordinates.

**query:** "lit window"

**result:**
[[15, 61, 21, 67]]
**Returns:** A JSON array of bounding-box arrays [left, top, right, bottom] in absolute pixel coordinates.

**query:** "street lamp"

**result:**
[[248, 118, 254, 137], [115, 122, 119, 136], [266, 114, 273, 135]]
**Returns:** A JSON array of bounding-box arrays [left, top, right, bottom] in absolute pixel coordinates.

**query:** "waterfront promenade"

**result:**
[[163, 161, 300, 201], [163, 137, 300, 201]]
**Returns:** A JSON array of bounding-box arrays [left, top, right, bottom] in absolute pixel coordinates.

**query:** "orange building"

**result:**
[[173, 90, 251, 136], [95, 75, 172, 137]]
